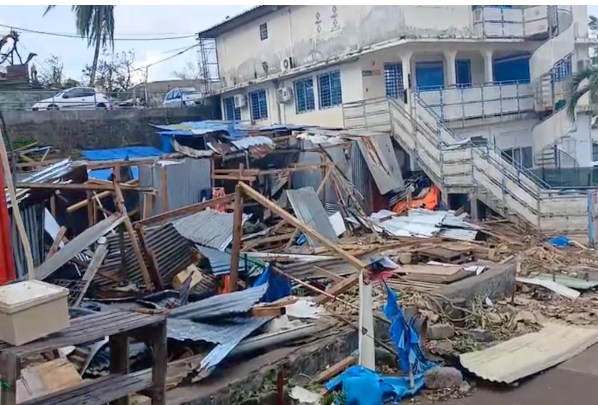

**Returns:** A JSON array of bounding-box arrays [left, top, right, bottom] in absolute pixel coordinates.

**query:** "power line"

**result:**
[[0, 23, 197, 41], [131, 44, 198, 72]]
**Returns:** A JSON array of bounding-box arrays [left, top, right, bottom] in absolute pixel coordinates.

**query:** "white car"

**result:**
[[32, 87, 112, 111], [162, 87, 203, 108]]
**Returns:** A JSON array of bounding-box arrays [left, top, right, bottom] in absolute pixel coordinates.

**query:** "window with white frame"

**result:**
[[223, 96, 241, 121], [260, 23, 268, 40], [249, 89, 268, 121], [294, 77, 315, 114], [317, 70, 342, 109]]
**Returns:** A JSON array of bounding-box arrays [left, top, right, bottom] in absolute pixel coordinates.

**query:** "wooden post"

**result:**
[[159, 164, 168, 213], [46, 226, 67, 259], [109, 332, 130, 405], [229, 184, 244, 292], [150, 321, 167, 405], [113, 181, 154, 291], [135, 227, 164, 290], [50, 194, 57, 217]]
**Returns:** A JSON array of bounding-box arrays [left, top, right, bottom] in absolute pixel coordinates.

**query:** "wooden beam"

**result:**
[[229, 185, 244, 292], [238, 182, 366, 271], [113, 181, 154, 291], [135, 194, 235, 228], [16, 182, 155, 192], [72, 242, 108, 307], [46, 226, 67, 260], [66, 180, 138, 213], [315, 356, 356, 383], [135, 227, 164, 290], [81, 154, 182, 170], [249, 306, 286, 317], [159, 165, 169, 213]]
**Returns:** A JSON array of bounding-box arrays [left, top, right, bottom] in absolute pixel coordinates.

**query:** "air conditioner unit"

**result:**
[[280, 57, 294, 72], [277, 87, 293, 104], [233, 94, 246, 109]]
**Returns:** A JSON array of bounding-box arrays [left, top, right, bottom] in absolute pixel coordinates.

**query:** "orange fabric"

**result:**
[[213, 187, 227, 212], [222, 276, 231, 293], [392, 184, 440, 214]]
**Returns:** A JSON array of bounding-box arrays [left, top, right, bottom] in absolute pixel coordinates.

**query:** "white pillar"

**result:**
[[401, 52, 413, 92], [483, 49, 494, 83], [444, 50, 458, 86]]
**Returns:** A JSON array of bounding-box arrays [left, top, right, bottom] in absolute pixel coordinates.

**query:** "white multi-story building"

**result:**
[[199, 5, 598, 235]]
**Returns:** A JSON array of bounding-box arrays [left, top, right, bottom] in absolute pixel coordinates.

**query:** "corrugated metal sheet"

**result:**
[[139, 158, 212, 217], [10, 203, 45, 279], [167, 317, 271, 343], [168, 283, 268, 321], [292, 140, 351, 205], [9, 159, 72, 208], [94, 223, 194, 289], [172, 209, 249, 251], [460, 322, 598, 383], [356, 134, 404, 194], [35, 214, 126, 280], [277, 251, 379, 279], [351, 141, 372, 214], [195, 245, 261, 276], [286, 187, 338, 247], [437, 228, 478, 241], [231, 136, 274, 149]]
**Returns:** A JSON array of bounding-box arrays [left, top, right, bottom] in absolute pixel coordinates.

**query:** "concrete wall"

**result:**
[[221, 60, 363, 127], [450, 117, 537, 150], [216, 5, 476, 86], [3, 103, 220, 151]]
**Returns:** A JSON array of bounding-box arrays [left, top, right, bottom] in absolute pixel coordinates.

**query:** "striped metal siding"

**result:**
[[350, 141, 373, 214], [292, 140, 351, 204], [139, 158, 212, 217], [10, 203, 45, 279]]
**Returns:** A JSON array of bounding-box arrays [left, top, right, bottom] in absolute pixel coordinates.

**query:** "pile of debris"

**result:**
[[4, 123, 598, 405]]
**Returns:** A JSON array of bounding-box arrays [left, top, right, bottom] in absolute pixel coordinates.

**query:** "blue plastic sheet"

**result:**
[[548, 235, 570, 248], [253, 263, 291, 303], [326, 366, 424, 405], [325, 284, 436, 405]]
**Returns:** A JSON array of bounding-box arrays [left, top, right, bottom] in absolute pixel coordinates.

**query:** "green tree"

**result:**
[[43, 5, 115, 86], [567, 16, 598, 120]]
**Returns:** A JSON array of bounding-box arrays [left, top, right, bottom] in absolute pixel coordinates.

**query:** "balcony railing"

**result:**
[[417, 81, 534, 123], [472, 6, 550, 38]]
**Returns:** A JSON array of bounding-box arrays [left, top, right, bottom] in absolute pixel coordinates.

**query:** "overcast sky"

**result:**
[[0, 5, 250, 83], [0, 5, 596, 85]]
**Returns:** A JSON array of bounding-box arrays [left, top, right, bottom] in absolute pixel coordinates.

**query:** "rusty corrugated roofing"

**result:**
[[460, 322, 598, 383]]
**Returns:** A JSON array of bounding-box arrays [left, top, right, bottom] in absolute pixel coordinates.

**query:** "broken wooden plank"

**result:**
[[113, 182, 154, 291], [249, 306, 286, 317], [134, 194, 235, 228], [229, 185, 244, 292], [46, 226, 67, 260], [66, 180, 138, 213], [72, 242, 108, 307], [16, 182, 155, 192], [315, 356, 357, 383]]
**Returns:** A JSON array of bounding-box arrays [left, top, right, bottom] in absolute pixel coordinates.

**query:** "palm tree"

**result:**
[[566, 66, 598, 120], [44, 5, 115, 86]]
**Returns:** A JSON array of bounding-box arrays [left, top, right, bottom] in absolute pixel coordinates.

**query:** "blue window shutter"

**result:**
[[318, 71, 342, 108], [294, 78, 315, 113], [456, 60, 471, 87], [223, 97, 241, 121], [493, 54, 531, 83], [415, 61, 444, 90], [553, 55, 572, 83], [250, 89, 268, 120], [384, 63, 404, 98]]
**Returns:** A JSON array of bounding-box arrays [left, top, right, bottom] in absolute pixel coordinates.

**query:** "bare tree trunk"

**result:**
[[88, 6, 104, 86]]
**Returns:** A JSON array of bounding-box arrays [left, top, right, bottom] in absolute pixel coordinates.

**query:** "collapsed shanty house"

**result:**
[[3, 118, 598, 405]]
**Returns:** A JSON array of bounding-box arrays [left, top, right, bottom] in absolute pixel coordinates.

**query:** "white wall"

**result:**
[[220, 60, 363, 127], [451, 118, 537, 150], [215, 5, 476, 86]]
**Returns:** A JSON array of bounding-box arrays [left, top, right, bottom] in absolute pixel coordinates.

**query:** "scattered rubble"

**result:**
[[2, 121, 598, 405]]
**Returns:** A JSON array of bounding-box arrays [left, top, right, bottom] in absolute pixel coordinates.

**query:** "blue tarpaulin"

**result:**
[[326, 366, 425, 405], [253, 263, 291, 303], [548, 235, 570, 248], [325, 284, 436, 405], [82, 146, 162, 181]]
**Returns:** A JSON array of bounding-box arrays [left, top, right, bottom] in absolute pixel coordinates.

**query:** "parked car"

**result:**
[[162, 87, 203, 108], [32, 87, 112, 111]]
